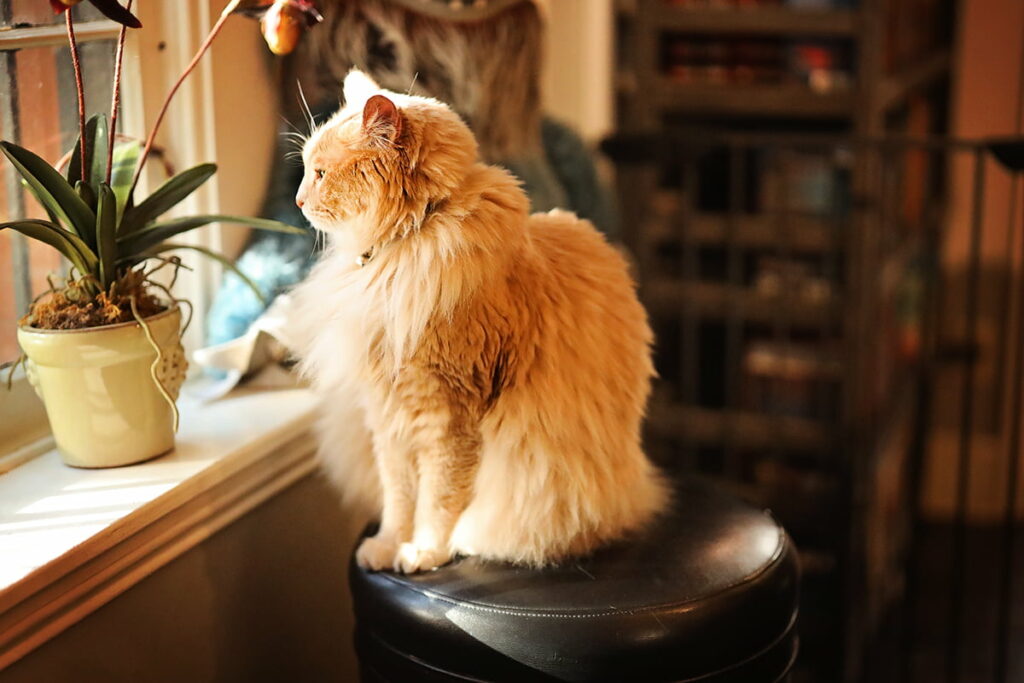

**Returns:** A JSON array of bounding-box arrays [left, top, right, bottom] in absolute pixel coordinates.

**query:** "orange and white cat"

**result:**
[[291, 71, 667, 573]]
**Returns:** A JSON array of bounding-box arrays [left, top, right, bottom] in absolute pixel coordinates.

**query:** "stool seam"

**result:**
[[372, 529, 792, 619]]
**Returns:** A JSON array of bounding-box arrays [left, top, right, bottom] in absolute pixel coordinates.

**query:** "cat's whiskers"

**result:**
[[296, 80, 317, 135], [281, 125, 310, 167], [312, 226, 323, 256], [280, 115, 305, 136]]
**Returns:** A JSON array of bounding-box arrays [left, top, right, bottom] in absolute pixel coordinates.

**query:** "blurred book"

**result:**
[[662, 35, 852, 88], [743, 340, 841, 420]]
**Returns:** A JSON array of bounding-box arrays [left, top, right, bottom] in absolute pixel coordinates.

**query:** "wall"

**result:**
[[541, 0, 615, 144], [207, 7, 280, 262], [943, 0, 1024, 268], [920, 0, 1024, 521], [1, 474, 365, 683]]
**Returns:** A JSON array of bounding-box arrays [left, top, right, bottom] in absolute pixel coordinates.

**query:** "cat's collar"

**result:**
[[356, 200, 443, 267]]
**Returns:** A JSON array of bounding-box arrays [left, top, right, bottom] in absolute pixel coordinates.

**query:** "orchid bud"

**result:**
[[260, 1, 304, 55]]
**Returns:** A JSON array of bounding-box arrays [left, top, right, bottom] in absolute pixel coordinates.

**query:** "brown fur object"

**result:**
[[289, 0, 542, 161], [291, 72, 667, 573]]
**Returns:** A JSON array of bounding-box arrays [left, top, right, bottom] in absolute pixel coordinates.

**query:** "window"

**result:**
[[0, 3, 121, 366], [0, 1, 280, 460]]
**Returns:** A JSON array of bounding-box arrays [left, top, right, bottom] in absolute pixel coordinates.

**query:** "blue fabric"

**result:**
[[206, 114, 617, 346]]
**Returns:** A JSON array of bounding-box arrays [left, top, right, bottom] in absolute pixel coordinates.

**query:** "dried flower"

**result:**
[[235, 0, 322, 55], [261, 3, 302, 55], [49, 0, 141, 28]]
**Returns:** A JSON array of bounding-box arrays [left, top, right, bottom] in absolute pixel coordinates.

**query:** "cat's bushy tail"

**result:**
[[315, 388, 382, 518]]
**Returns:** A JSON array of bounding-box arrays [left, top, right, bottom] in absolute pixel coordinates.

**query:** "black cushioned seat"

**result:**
[[350, 478, 800, 682]]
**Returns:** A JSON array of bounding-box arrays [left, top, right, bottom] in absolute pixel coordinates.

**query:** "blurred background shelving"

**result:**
[[607, 0, 955, 680]]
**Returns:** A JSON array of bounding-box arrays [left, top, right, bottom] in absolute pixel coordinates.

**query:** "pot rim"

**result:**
[[17, 304, 180, 336]]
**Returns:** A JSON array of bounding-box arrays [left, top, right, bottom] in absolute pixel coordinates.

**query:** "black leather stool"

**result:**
[[350, 478, 800, 682]]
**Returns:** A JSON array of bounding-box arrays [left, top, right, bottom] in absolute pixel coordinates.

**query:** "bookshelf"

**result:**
[[609, 0, 954, 680]]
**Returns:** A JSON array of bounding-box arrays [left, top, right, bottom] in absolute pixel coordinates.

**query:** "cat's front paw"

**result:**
[[356, 535, 400, 571], [395, 542, 452, 573]]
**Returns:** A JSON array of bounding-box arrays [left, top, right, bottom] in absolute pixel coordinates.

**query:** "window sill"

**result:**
[[0, 386, 320, 669]]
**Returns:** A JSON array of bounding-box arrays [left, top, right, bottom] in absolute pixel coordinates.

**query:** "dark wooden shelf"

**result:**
[[647, 402, 831, 452], [649, 207, 841, 253], [614, 0, 950, 672], [643, 279, 838, 327], [877, 50, 951, 112], [648, 5, 859, 37], [650, 81, 855, 118]]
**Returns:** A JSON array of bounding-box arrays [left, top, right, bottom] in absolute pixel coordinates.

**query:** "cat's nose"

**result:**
[[296, 197, 304, 208]]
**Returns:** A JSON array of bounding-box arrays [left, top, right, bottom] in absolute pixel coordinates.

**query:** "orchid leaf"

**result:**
[[74, 182, 98, 253], [96, 183, 117, 289], [88, 115, 109, 190], [0, 141, 95, 241], [75, 180, 96, 212], [119, 163, 217, 235], [67, 114, 107, 188], [118, 213, 306, 254], [66, 117, 87, 186], [22, 179, 61, 226], [0, 219, 96, 276], [110, 140, 140, 222]]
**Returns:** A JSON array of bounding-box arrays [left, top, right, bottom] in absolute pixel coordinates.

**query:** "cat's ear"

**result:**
[[343, 69, 380, 108], [362, 95, 404, 145]]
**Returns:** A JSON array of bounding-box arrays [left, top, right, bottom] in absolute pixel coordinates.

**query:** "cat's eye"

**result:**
[[315, 169, 325, 180]]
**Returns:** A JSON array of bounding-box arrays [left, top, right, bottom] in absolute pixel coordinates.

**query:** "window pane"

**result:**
[[5, 0, 57, 27], [2, 0, 107, 28], [0, 39, 115, 364]]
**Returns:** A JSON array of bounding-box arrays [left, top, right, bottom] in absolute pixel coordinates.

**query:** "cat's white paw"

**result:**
[[395, 542, 452, 573], [356, 535, 400, 571]]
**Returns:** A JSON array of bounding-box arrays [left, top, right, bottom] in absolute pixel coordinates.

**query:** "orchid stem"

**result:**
[[128, 0, 242, 199], [65, 10, 87, 183], [106, 0, 133, 186]]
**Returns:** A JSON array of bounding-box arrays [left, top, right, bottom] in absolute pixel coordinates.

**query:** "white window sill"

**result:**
[[0, 386, 320, 669]]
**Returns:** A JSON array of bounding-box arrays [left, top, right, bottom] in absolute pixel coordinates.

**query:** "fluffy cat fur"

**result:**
[[291, 70, 667, 573]]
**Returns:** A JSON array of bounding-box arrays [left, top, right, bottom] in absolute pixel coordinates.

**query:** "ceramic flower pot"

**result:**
[[17, 306, 187, 468]]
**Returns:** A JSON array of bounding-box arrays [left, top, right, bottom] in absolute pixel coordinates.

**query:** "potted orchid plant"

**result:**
[[5, 0, 321, 468]]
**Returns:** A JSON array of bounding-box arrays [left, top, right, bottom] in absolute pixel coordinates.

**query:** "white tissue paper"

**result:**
[[189, 294, 302, 401]]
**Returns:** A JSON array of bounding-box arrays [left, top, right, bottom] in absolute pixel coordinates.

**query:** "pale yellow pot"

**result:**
[[17, 307, 187, 468]]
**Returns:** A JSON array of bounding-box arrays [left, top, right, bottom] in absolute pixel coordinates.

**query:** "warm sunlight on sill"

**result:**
[[0, 386, 319, 669]]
